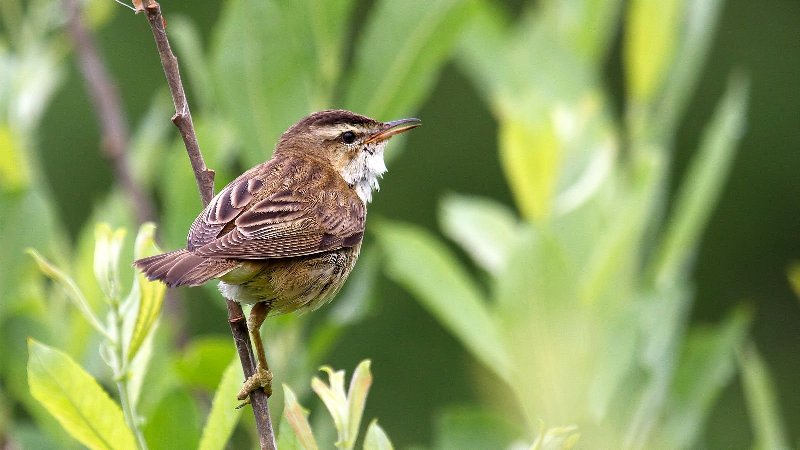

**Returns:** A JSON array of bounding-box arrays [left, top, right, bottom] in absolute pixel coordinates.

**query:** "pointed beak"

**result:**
[[364, 117, 422, 144]]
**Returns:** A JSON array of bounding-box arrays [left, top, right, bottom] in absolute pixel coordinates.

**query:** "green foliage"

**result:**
[[1, 0, 473, 447], [370, 0, 783, 448], [201, 0, 471, 168], [27, 340, 138, 450], [198, 359, 244, 450], [738, 343, 790, 450], [26, 224, 166, 448], [344, 0, 476, 120], [282, 360, 394, 450], [0, 0, 793, 448]]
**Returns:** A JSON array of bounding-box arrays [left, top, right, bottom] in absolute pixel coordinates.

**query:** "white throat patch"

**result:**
[[340, 142, 388, 203]]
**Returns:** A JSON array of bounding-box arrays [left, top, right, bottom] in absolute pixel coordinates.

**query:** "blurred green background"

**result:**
[[1, 0, 798, 448]]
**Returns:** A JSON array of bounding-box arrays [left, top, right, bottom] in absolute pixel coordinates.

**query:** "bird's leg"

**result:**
[[237, 301, 273, 402]]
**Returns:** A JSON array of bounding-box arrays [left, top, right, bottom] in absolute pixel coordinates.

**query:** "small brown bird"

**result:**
[[135, 110, 420, 402]]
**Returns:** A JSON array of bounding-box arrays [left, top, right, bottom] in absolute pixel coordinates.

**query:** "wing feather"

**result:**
[[186, 156, 365, 259]]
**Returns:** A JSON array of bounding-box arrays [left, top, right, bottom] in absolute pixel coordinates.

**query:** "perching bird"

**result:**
[[135, 109, 421, 402]]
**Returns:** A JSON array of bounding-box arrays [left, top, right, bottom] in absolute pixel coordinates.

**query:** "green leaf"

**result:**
[[144, 388, 200, 450], [305, 0, 357, 100], [27, 339, 137, 450], [376, 221, 511, 382], [545, 0, 622, 66], [345, 360, 372, 448], [344, 0, 475, 119], [0, 189, 68, 324], [175, 336, 235, 391], [126, 223, 166, 361], [160, 147, 207, 249], [738, 342, 790, 450], [658, 307, 751, 449], [210, 0, 319, 165], [454, 0, 510, 99], [655, 0, 726, 131], [277, 410, 304, 450], [26, 249, 109, 339], [0, 126, 31, 191], [93, 223, 126, 302], [169, 16, 214, 112], [530, 424, 581, 450], [431, 407, 519, 450], [788, 262, 800, 301], [649, 76, 749, 287], [439, 194, 517, 274], [624, 0, 685, 104], [498, 117, 561, 221], [363, 419, 394, 450], [198, 358, 244, 450], [311, 366, 349, 448], [282, 384, 319, 450], [578, 153, 662, 304]]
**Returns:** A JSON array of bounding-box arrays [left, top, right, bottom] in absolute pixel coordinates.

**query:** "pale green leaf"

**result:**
[[93, 223, 126, 302], [658, 307, 751, 449], [544, 0, 622, 65], [282, 384, 319, 450], [499, 117, 561, 221], [363, 419, 393, 450], [345, 360, 372, 449], [198, 358, 244, 450], [27, 340, 137, 450], [578, 152, 662, 304], [439, 194, 517, 273], [126, 322, 156, 409], [126, 223, 166, 361], [788, 263, 800, 301], [738, 342, 790, 450], [376, 221, 511, 382], [26, 249, 109, 339], [344, 0, 475, 119], [311, 366, 349, 446], [624, 0, 685, 104], [0, 126, 30, 191], [649, 76, 748, 287], [655, 0, 725, 131], [530, 424, 581, 450]]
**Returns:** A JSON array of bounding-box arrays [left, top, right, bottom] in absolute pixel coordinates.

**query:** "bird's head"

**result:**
[[276, 109, 421, 203]]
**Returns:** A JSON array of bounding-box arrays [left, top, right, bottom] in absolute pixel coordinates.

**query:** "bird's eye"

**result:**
[[341, 131, 357, 144]]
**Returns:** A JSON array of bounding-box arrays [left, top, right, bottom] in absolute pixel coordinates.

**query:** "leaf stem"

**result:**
[[109, 293, 149, 449]]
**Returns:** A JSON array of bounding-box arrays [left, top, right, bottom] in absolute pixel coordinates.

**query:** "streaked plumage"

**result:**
[[135, 109, 420, 402], [135, 109, 420, 315]]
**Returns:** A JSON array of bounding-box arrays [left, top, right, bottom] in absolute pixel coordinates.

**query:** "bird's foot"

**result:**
[[236, 364, 273, 408]]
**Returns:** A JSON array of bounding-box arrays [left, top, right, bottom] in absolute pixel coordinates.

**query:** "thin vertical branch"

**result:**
[[64, 0, 155, 224], [137, 2, 276, 448], [227, 301, 276, 449], [138, 0, 215, 207]]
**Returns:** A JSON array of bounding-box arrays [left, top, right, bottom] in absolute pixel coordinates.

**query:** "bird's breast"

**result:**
[[218, 244, 361, 314]]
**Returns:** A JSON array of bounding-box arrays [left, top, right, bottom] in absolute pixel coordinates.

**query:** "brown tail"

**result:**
[[134, 249, 238, 287]]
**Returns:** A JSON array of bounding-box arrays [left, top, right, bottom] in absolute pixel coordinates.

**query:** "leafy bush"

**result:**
[[0, 0, 791, 449]]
